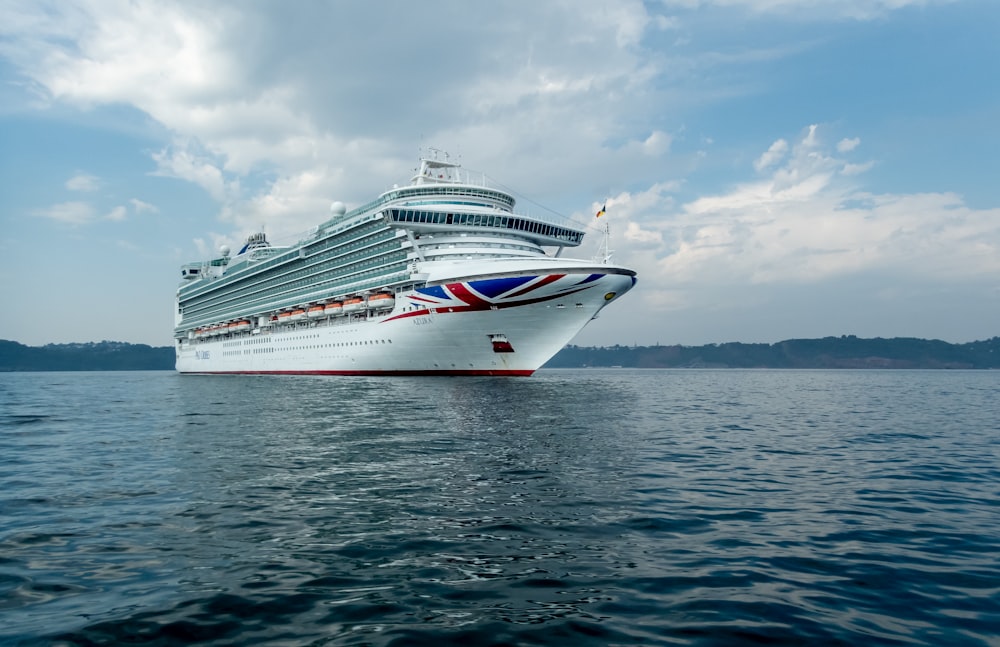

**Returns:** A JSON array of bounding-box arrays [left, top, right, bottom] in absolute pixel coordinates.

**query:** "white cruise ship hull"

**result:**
[[176, 267, 634, 376]]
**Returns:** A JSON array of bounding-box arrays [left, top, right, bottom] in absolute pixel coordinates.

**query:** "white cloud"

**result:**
[[1, 1, 669, 234], [66, 172, 100, 192], [652, 14, 682, 30], [219, 169, 336, 243], [801, 123, 819, 148], [842, 161, 875, 175], [572, 119, 998, 344], [32, 3, 244, 108], [624, 220, 665, 245], [30, 198, 156, 226], [754, 138, 788, 172], [641, 130, 673, 156], [152, 143, 238, 202], [193, 233, 231, 259], [129, 198, 158, 214], [105, 205, 127, 221], [629, 125, 1000, 296], [33, 201, 95, 225], [658, 0, 954, 21], [556, 119, 993, 342], [837, 137, 861, 152]]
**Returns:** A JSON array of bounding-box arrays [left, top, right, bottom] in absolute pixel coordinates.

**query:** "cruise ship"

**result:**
[[174, 153, 637, 375]]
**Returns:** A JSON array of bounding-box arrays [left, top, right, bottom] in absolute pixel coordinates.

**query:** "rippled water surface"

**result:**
[[1, 369, 998, 645]]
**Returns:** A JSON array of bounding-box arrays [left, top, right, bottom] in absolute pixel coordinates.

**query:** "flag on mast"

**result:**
[[595, 203, 606, 219]]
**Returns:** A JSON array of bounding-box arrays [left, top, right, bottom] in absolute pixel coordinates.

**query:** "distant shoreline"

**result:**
[[0, 340, 175, 372], [2, 336, 997, 371], [546, 336, 1000, 370]]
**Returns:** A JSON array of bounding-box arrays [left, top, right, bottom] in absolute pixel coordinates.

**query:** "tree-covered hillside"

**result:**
[[0, 340, 174, 371], [545, 336, 1000, 369]]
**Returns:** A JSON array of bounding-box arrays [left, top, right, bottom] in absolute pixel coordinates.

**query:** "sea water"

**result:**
[[1, 369, 998, 645]]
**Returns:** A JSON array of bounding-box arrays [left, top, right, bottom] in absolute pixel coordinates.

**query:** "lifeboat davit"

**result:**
[[342, 296, 365, 314], [307, 305, 326, 319], [368, 292, 395, 310], [324, 301, 343, 316]]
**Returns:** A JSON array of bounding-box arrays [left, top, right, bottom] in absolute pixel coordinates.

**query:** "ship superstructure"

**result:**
[[175, 153, 636, 375]]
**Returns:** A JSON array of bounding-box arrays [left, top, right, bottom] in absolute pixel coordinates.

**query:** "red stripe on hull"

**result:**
[[507, 273, 565, 298], [179, 369, 535, 377]]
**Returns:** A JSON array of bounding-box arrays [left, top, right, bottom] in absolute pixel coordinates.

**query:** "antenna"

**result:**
[[592, 203, 613, 263], [599, 220, 613, 264]]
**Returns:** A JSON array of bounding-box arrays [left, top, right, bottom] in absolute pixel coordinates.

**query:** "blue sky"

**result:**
[[1, 0, 997, 347]]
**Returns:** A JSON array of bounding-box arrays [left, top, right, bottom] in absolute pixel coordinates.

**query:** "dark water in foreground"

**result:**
[[1, 369, 998, 646]]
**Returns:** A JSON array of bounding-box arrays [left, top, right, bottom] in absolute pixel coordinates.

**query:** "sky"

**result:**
[[1, 0, 998, 348]]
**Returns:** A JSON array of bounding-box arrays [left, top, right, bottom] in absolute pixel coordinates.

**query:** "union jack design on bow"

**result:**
[[383, 273, 606, 322]]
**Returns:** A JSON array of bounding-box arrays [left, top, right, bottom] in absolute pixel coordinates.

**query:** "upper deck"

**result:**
[[177, 153, 586, 298]]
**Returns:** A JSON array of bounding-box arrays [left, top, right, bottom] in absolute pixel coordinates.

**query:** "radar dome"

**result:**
[[330, 201, 347, 217], [220, 245, 231, 257]]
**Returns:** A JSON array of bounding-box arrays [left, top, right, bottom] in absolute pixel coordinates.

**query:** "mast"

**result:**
[[597, 219, 613, 263], [412, 148, 462, 185]]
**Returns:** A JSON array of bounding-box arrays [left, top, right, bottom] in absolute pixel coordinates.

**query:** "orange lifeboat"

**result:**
[[325, 301, 343, 316], [307, 305, 326, 319], [277, 312, 292, 324], [289, 308, 307, 322], [368, 292, 395, 310], [342, 296, 365, 314]]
